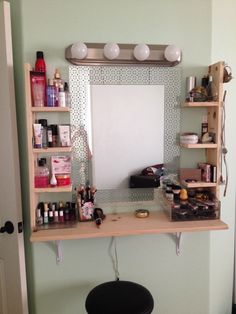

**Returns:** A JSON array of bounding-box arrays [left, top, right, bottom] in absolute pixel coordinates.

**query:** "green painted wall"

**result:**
[[8, 0, 236, 313]]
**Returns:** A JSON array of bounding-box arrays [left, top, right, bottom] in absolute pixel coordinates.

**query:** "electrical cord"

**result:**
[[108, 237, 120, 281], [221, 90, 228, 196]]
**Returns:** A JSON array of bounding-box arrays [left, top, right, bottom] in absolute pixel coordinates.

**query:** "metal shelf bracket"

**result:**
[[175, 232, 182, 256], [55, 240, 62, 264]]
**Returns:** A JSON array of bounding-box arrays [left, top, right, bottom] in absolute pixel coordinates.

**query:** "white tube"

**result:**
[[33, 123, 42, 148]]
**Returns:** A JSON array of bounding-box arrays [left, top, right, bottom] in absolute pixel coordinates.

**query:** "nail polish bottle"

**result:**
[[48, 208, 54, 223], [44, 211, 49, 224], [54, 210, 59, 223], [36, 208, 43, 226]]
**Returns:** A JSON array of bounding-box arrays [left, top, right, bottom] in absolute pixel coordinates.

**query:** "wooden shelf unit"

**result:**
[[30, 210, 228, 242], [25, 63, 72, 231], [181, 61, 224, 199], [24, 61, 227, 246]]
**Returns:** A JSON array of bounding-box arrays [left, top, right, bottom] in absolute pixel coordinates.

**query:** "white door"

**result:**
[[0, 1, 28, 313]]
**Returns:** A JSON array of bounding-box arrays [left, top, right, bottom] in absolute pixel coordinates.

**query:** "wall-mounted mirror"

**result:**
[[69, 65, 181, 202]]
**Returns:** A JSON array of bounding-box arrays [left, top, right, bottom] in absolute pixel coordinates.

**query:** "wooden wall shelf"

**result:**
[[31, 107, 70, 112], [33, 147, 72, 154], [181, 180, 217, 188], [34, 185, 72, 193], [180, 143, 218, 149], [30, 210, 228, 242], [182, 101, 220, 107]]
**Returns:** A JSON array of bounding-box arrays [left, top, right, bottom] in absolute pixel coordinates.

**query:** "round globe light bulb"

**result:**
[[71, 42, 88, 59], [164, 45, 181, 62], [133, 43, 150, 61], [103, 43, 120, 60]]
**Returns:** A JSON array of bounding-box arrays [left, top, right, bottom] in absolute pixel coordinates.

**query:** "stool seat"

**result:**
[[85, 280, 154, 314]]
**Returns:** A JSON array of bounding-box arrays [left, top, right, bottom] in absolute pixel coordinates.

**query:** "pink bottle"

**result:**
[[34, 158, 49, 188]]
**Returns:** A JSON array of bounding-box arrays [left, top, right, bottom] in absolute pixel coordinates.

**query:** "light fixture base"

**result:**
[[65, 43, 181, 66]]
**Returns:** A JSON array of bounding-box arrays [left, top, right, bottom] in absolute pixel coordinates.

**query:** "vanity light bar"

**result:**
[[65, 42, 182, 67]]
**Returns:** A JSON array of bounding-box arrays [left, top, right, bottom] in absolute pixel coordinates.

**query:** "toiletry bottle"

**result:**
[[53, 69, 62, 86], [58, 84, 66, 107], [47, 79, 56, 107], [47, 125, 53, 147], [51, 124, 58, 147], [34, 158, 49, 188], [201, 115, 208, 137], [206, 75, 213, 101], [64, 82, 71, 107], [35, 51, 46, 73], [38, 119, 48, 148]]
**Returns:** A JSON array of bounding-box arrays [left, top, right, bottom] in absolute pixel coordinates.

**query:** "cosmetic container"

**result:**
[[64, 82, 71, 107], [47, 79, 56, 107], [54, 210, 59, 223], [38, 119, 48, 148], [206, 75, 213, 101], [58, 125, 71, 147], [48, 209, 54, 223], [47, 125, 53, 147], [35, 51, 46, 73], [51, 125, 58, 147], [43, 211, 49, 224], [30, 72, 46, 107], [58, 85, 66, 107], [33, 123, 42, 148], [36, 208, 43, 226], [53, 69, 63, 87], [34, 158, 49, 188]]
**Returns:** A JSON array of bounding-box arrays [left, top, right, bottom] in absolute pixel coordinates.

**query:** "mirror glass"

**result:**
[[69, 65, 181, 201]]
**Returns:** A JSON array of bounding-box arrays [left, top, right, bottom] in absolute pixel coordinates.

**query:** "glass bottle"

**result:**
[[34, 158, 49, 188]]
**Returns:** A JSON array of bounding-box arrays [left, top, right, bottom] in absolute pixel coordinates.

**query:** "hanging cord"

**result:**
[[108, 237, 120, 281], [220, 90, 228, 196]]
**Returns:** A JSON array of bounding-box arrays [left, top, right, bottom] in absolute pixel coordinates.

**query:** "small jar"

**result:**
[[55, 174, 71, 186]]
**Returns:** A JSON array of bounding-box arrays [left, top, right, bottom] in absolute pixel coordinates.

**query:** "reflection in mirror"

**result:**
[[69, 66, 181, 202], [90, 85, 164, 190]]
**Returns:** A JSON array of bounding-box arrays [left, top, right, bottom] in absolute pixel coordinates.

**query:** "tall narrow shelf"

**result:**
[[24, 63, 71, 231], [181, 61, 224, 199]]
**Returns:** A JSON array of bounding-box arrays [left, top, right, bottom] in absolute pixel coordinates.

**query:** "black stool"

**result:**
[[85, 280, 154, 314]]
